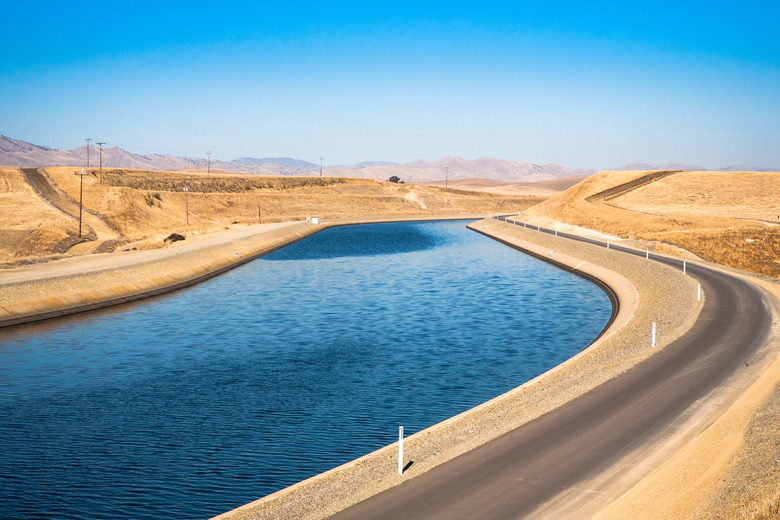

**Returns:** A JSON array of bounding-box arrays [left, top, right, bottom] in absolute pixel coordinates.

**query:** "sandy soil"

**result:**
[[0, 167, 542, 264], [524, 170, 780, 279]]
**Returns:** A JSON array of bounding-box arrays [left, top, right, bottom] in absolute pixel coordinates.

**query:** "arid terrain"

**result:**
[[0, 166, 543, 265], [3, 166, 779, 519], [523, 169, 780, 279], [520, 169, 780, 520]]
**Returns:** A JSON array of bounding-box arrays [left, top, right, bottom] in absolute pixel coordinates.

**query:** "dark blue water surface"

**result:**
[[0, 221, 611, 519]]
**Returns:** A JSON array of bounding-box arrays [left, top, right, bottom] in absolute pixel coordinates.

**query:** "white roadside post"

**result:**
[[698, 283, 701, 301], [652, 322, 657, 348], [607, 241, 610, 249], [646, 249, 649, 259], [683, 261, 687, 274], [398, 426, 404, 475]]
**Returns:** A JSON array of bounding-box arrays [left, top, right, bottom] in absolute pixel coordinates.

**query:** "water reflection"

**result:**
[[0, 221, 611, 519]]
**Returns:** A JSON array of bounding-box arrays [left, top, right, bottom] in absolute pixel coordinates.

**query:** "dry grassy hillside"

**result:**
[[525, 170, 780, 278], [0, 167, 83, 258], [2, 167, 542, 264]]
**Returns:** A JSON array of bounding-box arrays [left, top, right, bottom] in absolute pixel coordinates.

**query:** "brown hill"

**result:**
[[0, 136, 312, 175], [523, 169, 780, 278], [0, 167, 544, 263], [325, 156, 596, 184], [1, 137, 594, 182]]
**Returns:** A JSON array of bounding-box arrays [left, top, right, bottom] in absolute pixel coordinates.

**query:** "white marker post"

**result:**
[[652, 322, 657, 348], [398, 426, 404, 475], [683, 261, 687, 274], [555, 230, 558, 237], [646, 249, 649, 259], [698, 283, 701, 301], [607, 241, 610, 249]]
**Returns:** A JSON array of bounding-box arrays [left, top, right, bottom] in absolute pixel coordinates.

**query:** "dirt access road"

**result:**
[[20, 167, 119, 253]]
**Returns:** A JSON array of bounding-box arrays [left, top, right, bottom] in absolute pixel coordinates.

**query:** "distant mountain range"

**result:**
[[612, 162, 778, 172], [0, 136, 318, 175], [232, 157, 319, 169], [324, 157, 597, 184], [1, 136, 775, 184]]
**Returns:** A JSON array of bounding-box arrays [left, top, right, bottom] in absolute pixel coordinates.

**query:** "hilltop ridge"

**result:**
[[5, 135, 775, 185]]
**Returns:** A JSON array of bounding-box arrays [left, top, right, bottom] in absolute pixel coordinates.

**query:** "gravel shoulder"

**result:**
[[213, 218, 708, 520], [4, 216, 775, 519], [593, 269, 780, 520]]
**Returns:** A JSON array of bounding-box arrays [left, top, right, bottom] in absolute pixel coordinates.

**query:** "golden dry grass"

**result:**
[[737, 488, 780, 520], [525, 170, 780, 278], [613, 171, 780, 223], [746, 488, 780, 520], [1, 167, 543, 262], [0, 167, 82, 258]]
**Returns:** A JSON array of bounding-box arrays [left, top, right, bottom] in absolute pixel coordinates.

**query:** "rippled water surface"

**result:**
[[0, 221, 611, 519]]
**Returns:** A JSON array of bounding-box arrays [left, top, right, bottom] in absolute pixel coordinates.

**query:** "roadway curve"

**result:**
[[330, 219, 774, 520]]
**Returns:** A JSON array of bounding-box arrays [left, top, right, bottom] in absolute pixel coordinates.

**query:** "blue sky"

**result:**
[[2, 1, 778, 169]]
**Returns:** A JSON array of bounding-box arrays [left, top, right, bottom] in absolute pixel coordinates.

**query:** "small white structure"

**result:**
[[398, 426, 404, 475]]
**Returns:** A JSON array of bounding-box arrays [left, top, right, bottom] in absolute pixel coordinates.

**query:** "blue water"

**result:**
[[0, 221, 611, 519]]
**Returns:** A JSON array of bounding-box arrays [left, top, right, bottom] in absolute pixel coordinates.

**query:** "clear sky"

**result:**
[[2, 1, 778, 169]]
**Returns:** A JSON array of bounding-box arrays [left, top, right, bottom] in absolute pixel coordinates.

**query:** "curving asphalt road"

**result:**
[[330, 218, 774, 520]]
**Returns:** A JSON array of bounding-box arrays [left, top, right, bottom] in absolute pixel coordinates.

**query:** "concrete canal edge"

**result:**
[[0, 216, 712, 519], [211, 218, 686, 520], [0, 215, 480, 329], [0, 222, 321, 328]]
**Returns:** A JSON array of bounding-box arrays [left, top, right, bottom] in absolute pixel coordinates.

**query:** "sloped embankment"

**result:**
[[523, 169, 780, 279], [6, 167, 542, 261]]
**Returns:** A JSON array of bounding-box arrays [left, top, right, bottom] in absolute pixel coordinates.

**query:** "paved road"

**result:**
[[330, 219, 773, 520]]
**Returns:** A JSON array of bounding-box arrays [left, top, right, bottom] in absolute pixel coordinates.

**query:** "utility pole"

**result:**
[[183, 183, 189, 225], [85, 138, 91, 168], [207, 151, 212, 174], [74, 168, 86, 237], [96, 142, 105, 183], [320, 157, 324, 178]]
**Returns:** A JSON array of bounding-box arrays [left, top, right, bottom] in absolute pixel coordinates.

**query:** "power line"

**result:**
[[85, 138, 91, 168], [96, 142, 105, 183]]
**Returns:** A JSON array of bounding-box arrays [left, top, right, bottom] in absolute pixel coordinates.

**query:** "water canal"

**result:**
[[0, 220, 611, 519]]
